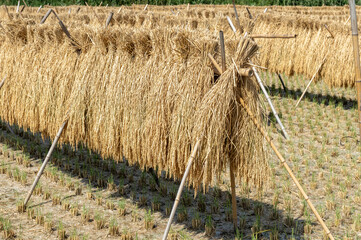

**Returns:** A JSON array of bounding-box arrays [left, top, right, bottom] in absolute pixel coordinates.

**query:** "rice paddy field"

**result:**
[[0, 4, 361, 240]]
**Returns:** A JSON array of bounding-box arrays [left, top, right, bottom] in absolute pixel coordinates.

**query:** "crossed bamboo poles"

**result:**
[[163, 33, 334, 239]]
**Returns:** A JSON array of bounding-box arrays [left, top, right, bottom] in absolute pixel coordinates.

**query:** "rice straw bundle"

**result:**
[[0, 19, 268, 191]]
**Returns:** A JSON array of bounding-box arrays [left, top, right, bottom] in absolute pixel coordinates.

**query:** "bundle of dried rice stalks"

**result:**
[[0, 22, 268, 191]]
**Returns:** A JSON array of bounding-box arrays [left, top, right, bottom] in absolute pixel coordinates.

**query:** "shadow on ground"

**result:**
[[0, 121, 306, 239]]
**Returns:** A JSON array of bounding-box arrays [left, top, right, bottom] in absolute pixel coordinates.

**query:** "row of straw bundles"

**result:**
[[248, 14, 355, 88], [0, 22, 268, 191], [4, 5, 356, 88]]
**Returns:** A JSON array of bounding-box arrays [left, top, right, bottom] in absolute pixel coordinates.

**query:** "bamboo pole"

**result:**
[[229, 161, 237, 231], [208, 54, 222, 75], [0, 76, 5, 89], [40, 9, 52, 24], [246, 7, 253, 19], [232, 0, 241, 32], [3, 5, 12, 20], [227, 16, 237, 34], [105, 12, 114, 28], [295, 56, 327, 108], [20, 5, 25, 13], [219, 31, 226, 73], [36, 5, 42, 13], [251, 65, 289, 139], [324, 24, 334, 39], [162, 140, 200, 240], [238, 97, 334, 240], [348, 0, 361, 142], [277, 73, 287, 94], [219, 31, 238, 232], [249, 34, 297, 39], [16, 0, 20, 13], [24, 120, 68, 207]]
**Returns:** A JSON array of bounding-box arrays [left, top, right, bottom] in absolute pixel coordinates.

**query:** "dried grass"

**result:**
[[0, 22, 268, 191]]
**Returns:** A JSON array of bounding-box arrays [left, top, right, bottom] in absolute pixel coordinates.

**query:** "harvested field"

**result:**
[[0, 3, 360, 240]]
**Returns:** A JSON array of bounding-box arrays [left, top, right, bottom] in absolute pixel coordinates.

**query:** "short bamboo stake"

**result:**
[[0, 76, 5, 89], [348, 0, 361, 142], [246, 7, 253, 19], [24, 119, 68, 207], [295, 56, 327, 108], [162, 140, 200, 240], [249, 34, 297, 39], [229, 161, 237, 231], [219, 31, 226, 73], [36, 5, 42, 13], [40, 9, 52, 24], [239, 97, 334, 240], [143, 4, 148, 11], [227, 16, 237, 34], [16, 0, 20, 13], [251, 65, 289, 139], [324, 24, 334, 39], [20, 5, 25, 13], [3, 5, 12, 20], [105, 12, 113, 28], [277, 73, 287, 94], [208, 54, 222, 75], [232, 0, 241, 32]]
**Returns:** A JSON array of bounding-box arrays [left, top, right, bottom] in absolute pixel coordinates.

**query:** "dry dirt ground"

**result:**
[[0, 71, 360, 240]]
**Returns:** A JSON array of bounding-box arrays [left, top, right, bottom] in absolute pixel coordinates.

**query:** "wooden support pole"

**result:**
[[24, 120, 68, 207], [105, 12, 114, 28], [3, 5, 12, 20], [219, 31, 226, 73], [20, 5, 25, 13], [239, 97, 334, 240], [277, 73, 287, 94], [40, 9, 52, 24], [0, 76, 5, 89], [249, 34, 297, 39], [219, 31, 238, 233], [208, 54, 222, 75], [229, 162, 237, 231], [227, 16, 237, 34], [246, 7, 253, 19], [251, 65, 289, 139], [295, 57, 327, 108], [232, 0, 241, 32], [162, 140, 200, 240], [16, 0, 20, 13], [324, 24, 334, 39], [348, 0, 361, 143]]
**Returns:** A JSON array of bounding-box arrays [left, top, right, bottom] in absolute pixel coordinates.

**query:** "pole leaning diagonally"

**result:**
[[239, 98, 334, 240], [24, 120, 68, 207], [162, 140, 200, 240], [251, 65, 289, 139]]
